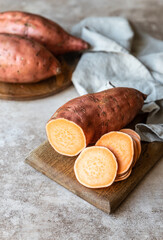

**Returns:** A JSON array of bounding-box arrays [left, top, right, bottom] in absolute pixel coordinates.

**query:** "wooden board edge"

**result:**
[[25, 141, 163, 214], [25, 156, 111, 214], [110, 154, 163, 213], [0, 81, 72, 101]]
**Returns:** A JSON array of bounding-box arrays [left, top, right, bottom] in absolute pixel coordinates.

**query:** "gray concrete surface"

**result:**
[[0, 0, 163, 239]]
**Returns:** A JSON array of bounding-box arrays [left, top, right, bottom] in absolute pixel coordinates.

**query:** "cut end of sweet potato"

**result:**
[[96, 131, 134, 175], [46, 118, 86, 156], [74, 146, 118, 188]]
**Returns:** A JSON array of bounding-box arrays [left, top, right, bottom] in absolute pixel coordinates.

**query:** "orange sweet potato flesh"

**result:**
[[0, 33, 61, 83], [0, 11, 89, 55], [120, 129, 141, 162], [120, 129, 141, 140], [46, 87, 146, 156], [115, 130, 141, 181], [46, 118, 86, 156], [96, 131, 134, 175], [74, 146, 118, 188]]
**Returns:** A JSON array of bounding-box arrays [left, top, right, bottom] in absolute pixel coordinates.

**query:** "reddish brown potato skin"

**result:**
[[50, 88, 146, 145], [0, 11, 89, 55], [0, 33, 61, 83]]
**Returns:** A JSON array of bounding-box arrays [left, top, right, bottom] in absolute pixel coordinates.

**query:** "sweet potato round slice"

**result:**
[[96, 131, 134, 175], [131, 137, 139, 167], [120, 129, 140, 140], [132, 135, 141, 159], [46, 118, 86, 156], [120, 129, 141, 160], [115, 168, 132, 182], [74, 146, 118, 188]]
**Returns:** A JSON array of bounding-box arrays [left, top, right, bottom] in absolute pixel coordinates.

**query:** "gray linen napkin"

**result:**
[[71, 17, 163, 142]]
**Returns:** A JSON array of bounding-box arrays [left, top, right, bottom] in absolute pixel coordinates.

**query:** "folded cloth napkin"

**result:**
[[71, 17, 163, 142]]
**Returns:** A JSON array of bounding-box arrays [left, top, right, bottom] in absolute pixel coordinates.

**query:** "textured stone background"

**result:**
[[0, 0, 163, 239]]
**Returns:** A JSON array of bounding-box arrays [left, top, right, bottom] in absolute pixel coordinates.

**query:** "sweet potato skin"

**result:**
[[49, 87, 146, 145], [0, 33, 61, 83], [0, 11, 88, 55]]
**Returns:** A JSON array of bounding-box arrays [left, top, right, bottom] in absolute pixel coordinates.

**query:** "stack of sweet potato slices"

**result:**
[[96, 129, 141, 182], [74, 129, 141, 188]]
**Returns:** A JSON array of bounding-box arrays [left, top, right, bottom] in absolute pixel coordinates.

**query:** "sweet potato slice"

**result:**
[[135, 138, 141, 159], [115, 168, 132, 182], [130, 137, 139, 167], [74, 146, 118, 188], [120, 129, 140, 140], [120, 129, 141, 160], [46, 118, 86, 156], [132, 135, 141, 159], [96, 131, 134, 175]]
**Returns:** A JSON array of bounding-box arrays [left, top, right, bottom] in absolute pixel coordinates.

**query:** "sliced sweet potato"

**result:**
[[132, 135, 141, 159], [74, 146, 118, 188], [130, 137, 139, 168], [120, 129, 141, 161], [96, 131, 134, 175], [46, 87, 146, 156], [115, 168, 132, 182], [135, 138, 141, 159], [120, 129, 141, 140], [46, 118, 86, 156]]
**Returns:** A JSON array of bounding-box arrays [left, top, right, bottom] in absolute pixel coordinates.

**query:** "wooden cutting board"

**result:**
[[26, 118, 163, 214], [0, 53, 80, 101], [25, 21, 163, 213]]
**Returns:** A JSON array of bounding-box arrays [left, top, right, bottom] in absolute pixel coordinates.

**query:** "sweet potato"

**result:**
[[46, 87, 146, 156], [0, 33, 61, 83], [96, 131, 134, 175], [0, 11, 89, 55], [74, 146, 118, 188]]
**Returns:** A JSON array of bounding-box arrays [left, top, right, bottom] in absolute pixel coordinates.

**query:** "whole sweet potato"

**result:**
[[0, 33, 61, 83], [0, 11, 89, 55], [46, 87, 146, 156]]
